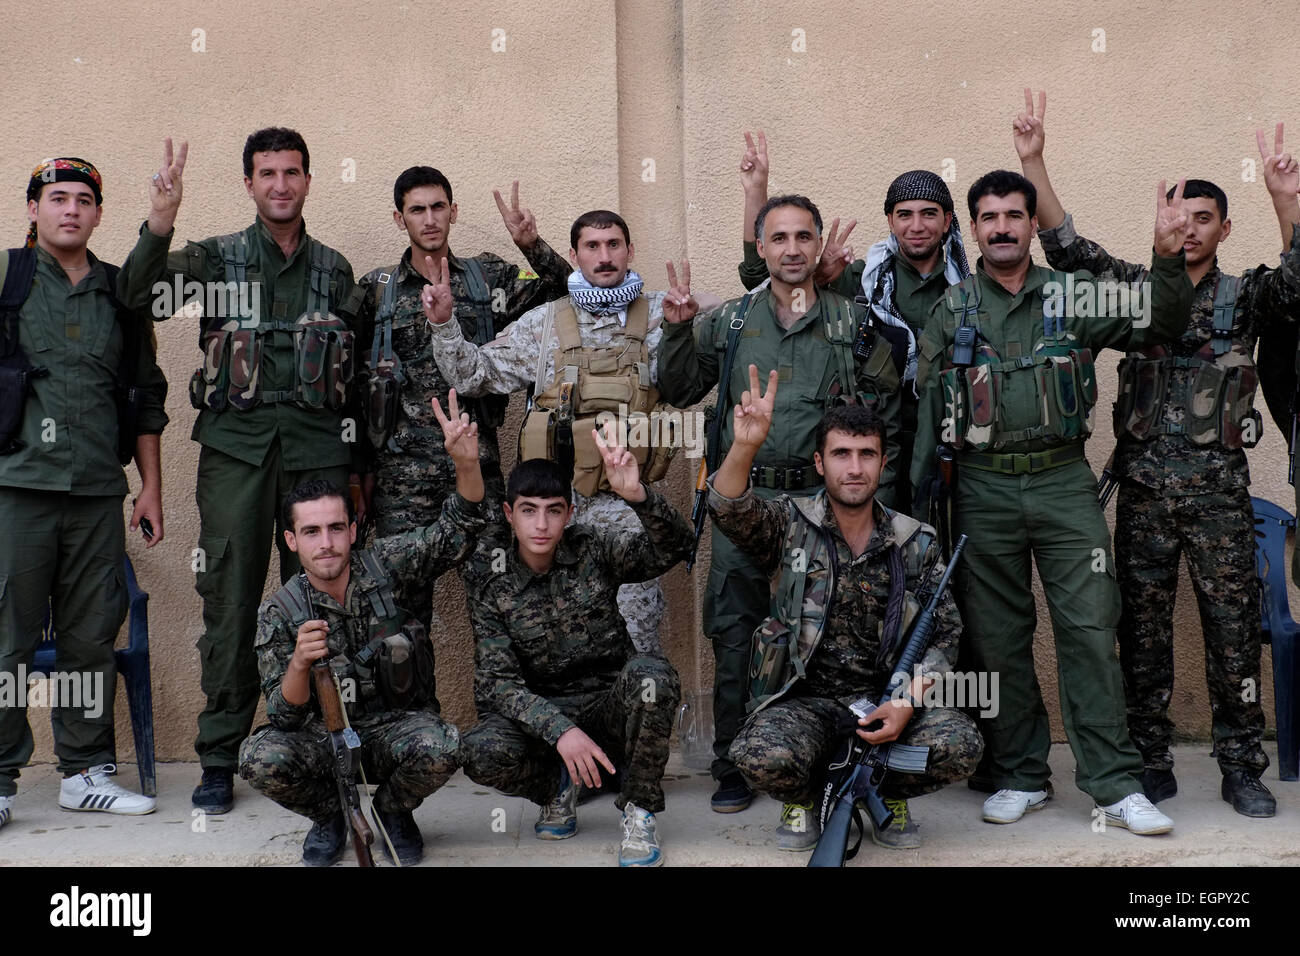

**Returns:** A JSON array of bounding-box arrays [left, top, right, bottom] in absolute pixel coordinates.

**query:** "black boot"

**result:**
[[711, 770, 752, 813], [191, 768, 234, 814], [1221, 769, 1276, 818], [302, 814, 348, 867], [1141, 767, 1178, 804], [374, 807, 424, 865]]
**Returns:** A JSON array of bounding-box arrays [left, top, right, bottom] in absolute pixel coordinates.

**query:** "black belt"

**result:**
[[751, 465, 819, 490]]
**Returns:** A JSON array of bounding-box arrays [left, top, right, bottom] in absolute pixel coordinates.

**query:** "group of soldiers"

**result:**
[[2, 85, 1298, 864]]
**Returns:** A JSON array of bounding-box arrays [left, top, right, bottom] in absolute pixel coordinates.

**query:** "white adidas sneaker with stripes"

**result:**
[[58, 764, 155, 815]]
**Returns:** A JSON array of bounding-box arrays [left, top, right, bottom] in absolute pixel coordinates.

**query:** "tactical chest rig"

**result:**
[[939, 271, 1097, 469], [518, 295, 676, 498], [366, 257, 508, 451], [1113, 274, 1259, 449], [268, 551, 436, 714], [189, 232, 353, 412]]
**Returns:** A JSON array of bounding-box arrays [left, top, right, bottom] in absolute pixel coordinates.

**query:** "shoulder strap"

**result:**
[[551, 296, 582, 354], [1040, 269, 1066, 339], [623, 295, 650, 343], [1212, 273, 1242, 357], [705, 293, 754, 472], [369, 266, 401, 368], [460, 257, 497, 345], [215, 232, 247, 286], [823, 294, 858, 402], [307, 238, 336, 316], [356, 550, 398, 620], [267, 576, 312, 629], [0, 247, 37, 357]]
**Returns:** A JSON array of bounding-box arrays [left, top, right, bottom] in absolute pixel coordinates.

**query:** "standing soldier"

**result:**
[[356, 168, 570, 633], [657, 190, 902, 821], [0, 157, 169, 827], [118, 130, 365, 817], [1018, 91, 1300, 816], [911, 163, 1194, 835]]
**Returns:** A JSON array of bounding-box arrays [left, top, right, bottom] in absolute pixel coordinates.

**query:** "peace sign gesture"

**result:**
[[1153, 178, 1190, 256], [814, 217, 857, 285], [663, 259, 699, 325], [431, 388, 480, 465], [146, 137, 189, 237], [1257, 123, 1299, 201], [740, 130, 769, 194], [494, 180, 540, 249], [592, 420, 645, 503], [420, 255, 455, 326], [732, 364, 779, 451], [1013, 88, 1046, 161]]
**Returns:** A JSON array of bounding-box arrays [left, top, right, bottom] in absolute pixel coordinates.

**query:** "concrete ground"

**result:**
[[1, 743, 1295, 867]]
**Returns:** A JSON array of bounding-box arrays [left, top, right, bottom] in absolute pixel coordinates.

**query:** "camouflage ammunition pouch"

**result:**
[[1113, 275, 1258, 449], [518, 296, 677, 497], [190, 232, 353, 412], [373, 624, 436, 711]]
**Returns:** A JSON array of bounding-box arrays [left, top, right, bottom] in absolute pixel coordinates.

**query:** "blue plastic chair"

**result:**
[[32, 555, 156, 796], [1250, 497, 1299, 781]]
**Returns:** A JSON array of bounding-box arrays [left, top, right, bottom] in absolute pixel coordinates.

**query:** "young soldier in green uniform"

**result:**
[[0, 158, 169, 828], [1017, 91, 1300, 816], [656, 193, 901, 818], [710, 371, 982, 853], [355, 169, 570, 633], [118, 131, 365, 816], [912, 166, 1194, 834], [240, 391, 487, 866], [459, 430, 693, 866]]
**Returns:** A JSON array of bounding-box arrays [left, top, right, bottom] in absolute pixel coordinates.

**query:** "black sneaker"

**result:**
[[374, 807, 425, 865], [302, 814, 347, 867], [710, 771, 752, 813], [1221, 769, 1276, 818], [1141, 767, 1177, 804], [191, 768, 234, 814]]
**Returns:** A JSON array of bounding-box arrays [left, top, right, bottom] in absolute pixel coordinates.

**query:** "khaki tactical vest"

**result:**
[[189, 232, 354, 412], [517, 295, 677, 497], [747, 495, 933, 714], [1113, 274, 1260, 449], [938, 272, 1097, 451]]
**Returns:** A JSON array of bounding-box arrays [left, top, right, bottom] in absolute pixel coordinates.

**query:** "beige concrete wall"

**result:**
[[3, 0, 1296, 763]]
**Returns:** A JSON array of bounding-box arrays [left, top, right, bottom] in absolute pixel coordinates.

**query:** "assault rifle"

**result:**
[[1096, 450, 1119, 508], [302, 573, 375, 867], [808, 534, 967, 868]]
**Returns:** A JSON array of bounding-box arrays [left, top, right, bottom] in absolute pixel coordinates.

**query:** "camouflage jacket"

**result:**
[[355, 242, 570, 471], [707, 480, 960, 709], [658, 286, 903, 494], [462, 485, 692, 744], [427, 289, 669, 397], [1040, 213, 1300, 495], [253, 492, 488, 729]]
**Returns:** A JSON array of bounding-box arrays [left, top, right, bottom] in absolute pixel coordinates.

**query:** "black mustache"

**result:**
[[990, 234, 1018, 244]]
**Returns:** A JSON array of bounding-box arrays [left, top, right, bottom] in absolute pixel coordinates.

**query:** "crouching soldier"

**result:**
[[711, 367, 982, 853], [459, 429, 693, 866], [238, 391, 488, 866]]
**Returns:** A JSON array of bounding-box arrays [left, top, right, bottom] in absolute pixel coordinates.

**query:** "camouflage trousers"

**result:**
[[461, 656, 680, 812], [572, 490, 665, 655], [730, 695, 983, 806], [371, 443, 506, 636], [1115, 481, 1268, 775], [238, 710, 460, 822]]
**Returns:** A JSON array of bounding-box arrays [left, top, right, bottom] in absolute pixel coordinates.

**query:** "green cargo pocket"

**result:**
[[1128, 358, 1167, 440], [1187, 360, 1227, 445], [323, 328, 355, 410], [193, 533, 230, 603]]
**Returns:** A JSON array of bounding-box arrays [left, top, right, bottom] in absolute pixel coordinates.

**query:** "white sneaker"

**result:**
[[1098, 792, 1174, 835], [58, 764, 156, 815], [618, 803, 663, 867], [0, 794, 11, 830], [982, 788, 1049, 824]]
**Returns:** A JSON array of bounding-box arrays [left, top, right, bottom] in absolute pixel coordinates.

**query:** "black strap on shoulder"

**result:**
[[705, 293, 754, 473], [370, 266, 402, 368], [268, 575, 312, 629], [356, 549, 398, 621], [460, 257, 497, 345], [1040, 269, 1067, 339], [0, 247, 38, 357], [307, 239, 336, 316], [1211, 273, 1241, 357]]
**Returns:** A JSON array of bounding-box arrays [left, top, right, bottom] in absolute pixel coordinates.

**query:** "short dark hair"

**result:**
[[967, 170, 1037, 220], [570, 210, 630, 249], [394, 165, 454, 211], [282, 479, 354, 533], [816, 404, 885, 455], [243, 127, 310, 178], [1173, 179, 1228, 220], [506, 458, 572, 506], [755, 194, 823, 243]]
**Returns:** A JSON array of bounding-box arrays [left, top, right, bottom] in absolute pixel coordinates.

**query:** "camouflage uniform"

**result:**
[[238, 493, 486, 820], [1040, 214, 1300, 776], [459, 485, 692, 812], [429, 290, 671, 653], [708, 482, 982, 805], [356, 244, 570, 633]]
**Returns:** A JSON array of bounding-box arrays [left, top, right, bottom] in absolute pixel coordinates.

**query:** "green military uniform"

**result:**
[[1039, 214, 1300, 778], [459, 486, 691, 813], [355, 243, 569, 632], [709, 482, 982, 806], [0, 247, 168, 794], [118, 219, 363, 772], [657, 286, 901, 782], [239, 493, 486, 820], [911, 251, 1192, 804]]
